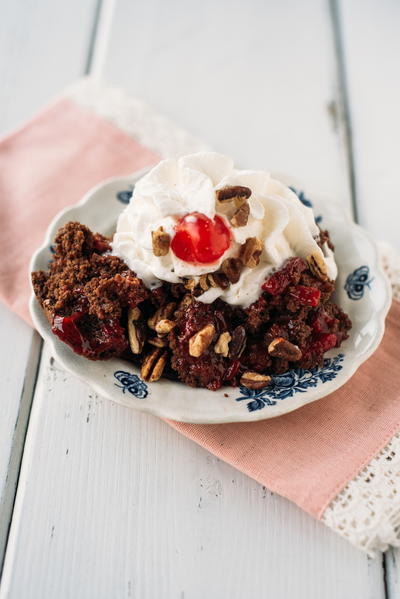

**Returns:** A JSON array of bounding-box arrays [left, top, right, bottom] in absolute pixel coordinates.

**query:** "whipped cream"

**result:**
[[112, 152, 337, 308]]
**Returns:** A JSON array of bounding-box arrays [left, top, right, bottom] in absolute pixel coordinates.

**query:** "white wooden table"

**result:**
[[0, 1, 399, 597]]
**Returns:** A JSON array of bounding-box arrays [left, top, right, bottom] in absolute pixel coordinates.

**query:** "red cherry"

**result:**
[[289, 285, 321, 307], [171, 212, 231, 264]]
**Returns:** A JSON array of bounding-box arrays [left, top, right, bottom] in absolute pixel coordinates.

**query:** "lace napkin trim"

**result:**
[[67, 78, 400, 555], [322, 244, 400, 555]]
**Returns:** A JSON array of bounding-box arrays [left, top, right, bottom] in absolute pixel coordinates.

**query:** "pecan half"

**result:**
[[141, 348, 168, 382], [229, 325, 246, 358], [151, 227, 170, 257], [268, 337, 302, 361], [230, 202, 250, 227], [216, 185, 252, 205], [148, 302, 176, 330], [155, 318, 176, 336], [307, 252, 328, 281], [214, 332, 232, 357], [127, 307, 146, 354], [189, 323, 216, 357], [221, 257, 243, 284], [240, 372, 271, 390], [240, 237, 263, 268], [184, 278, 197, 293]]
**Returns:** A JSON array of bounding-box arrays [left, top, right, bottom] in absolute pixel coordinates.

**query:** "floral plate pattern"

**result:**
[[29, 172, 391, 423]]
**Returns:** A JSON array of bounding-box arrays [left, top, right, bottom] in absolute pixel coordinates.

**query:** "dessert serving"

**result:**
[[32, 152, 352, 392]]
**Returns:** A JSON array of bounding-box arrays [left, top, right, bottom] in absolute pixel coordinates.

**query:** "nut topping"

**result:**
[[127, 306, 145, 354], [221, 257, 243, 284], [151, 227, 170, 257], [214, 332, 232, 357], [155, 319, 176, 336], [199, 274, 210, 291], [307, 252, 328, 281], [230, 202, 250, 227], [141, 348, 168, 382], [148, 302, 176, 330], [240, 237, 263, 268], [207, 272, 229, 290], [148, 336, 168, 348], [229, 325, 246, 358], [268, 337, 302, 361], [240, 372, 272, 390], [216, 185, 252, 205], [129, 306, 142, 321], [189, 323, 216, 357]]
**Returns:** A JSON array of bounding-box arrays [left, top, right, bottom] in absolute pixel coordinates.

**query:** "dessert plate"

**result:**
[[29, 172, 391, 423]]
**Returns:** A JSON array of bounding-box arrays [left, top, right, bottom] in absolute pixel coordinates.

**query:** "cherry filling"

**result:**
[[262, 257, 307, 295], [52, 312, 126, 358], [289, 285, 321, 307], [52, 312, 88, 355], [171, 212, 231, 264]]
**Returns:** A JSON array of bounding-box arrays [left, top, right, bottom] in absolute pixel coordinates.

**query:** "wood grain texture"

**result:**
[[0, 0, 98, 135], [0, 306, 41, 571], [338, 0, 400, 594], [0, 346, 385, 599], [100, 0, 352, 208], [0, 0, 395, 596], [338, 0, 400, 249]]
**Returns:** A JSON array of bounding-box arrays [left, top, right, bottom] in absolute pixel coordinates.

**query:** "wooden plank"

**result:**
[[0, 345, 385, 599], [337, 0, 400, 250], [0, 0, 98, 135], [0, 0, 100, 582], [0, 306, 41, 572], [337, 0, 400, 595], [99, 0, 352, 209]]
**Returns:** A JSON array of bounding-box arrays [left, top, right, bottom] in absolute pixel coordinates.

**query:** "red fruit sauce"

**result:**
[[289, 285, 321, 307], [171, 212, 231, 264], [262, 257, 307, 295]]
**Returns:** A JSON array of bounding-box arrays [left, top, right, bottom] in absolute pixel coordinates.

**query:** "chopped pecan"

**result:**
[[229, 325, 246, 358], [155, 319, 176, 336], [307, 252, 328, 281], [221, 257, 243, 284], [184, 278, 197, 293], [240, 372, 271, 390], [148, 302, 176, 330], [151, 227, 170, 257], [214, 332, 232, 357], [189, 323, 216, 357], [127, 307, 145, 354], [240, 237, 263, 268], [199, 274, 210, 291], [207, 272, 229, 290], [230, 202, 250, 227], [148, 336, 168, 348], [268, 337, 302, 361], [141, 348, 168, 382], [129, 306, 142, 321], [178, 294, 194, 310], [216, 185, 252, 205]]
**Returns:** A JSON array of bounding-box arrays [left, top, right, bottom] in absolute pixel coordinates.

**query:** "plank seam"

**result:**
[[329, 0, 359, 223], [85, 0, 105, 75], [0, 334, 43, 583]]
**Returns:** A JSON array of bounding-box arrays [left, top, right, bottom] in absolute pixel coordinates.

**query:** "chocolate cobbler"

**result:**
[[32, 153, 352, 391]]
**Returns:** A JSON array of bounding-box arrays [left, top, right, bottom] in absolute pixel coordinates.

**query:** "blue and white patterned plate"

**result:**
[[29, 172, 391, 423]]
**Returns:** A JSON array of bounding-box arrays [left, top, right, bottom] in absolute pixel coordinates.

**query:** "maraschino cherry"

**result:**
[[171, 212, 231, 264]]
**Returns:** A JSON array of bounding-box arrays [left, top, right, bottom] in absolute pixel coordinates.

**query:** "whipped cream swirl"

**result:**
[[112, 152, 337, 308]]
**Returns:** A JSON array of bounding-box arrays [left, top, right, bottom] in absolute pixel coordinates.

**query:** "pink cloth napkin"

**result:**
[[1, 91, 399, 551]]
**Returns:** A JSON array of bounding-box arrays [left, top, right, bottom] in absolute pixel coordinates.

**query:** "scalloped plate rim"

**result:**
[[29, 172, 392, 423]]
